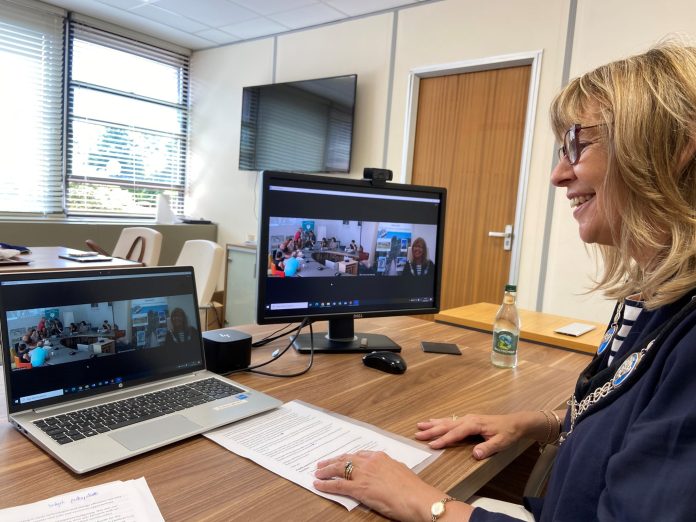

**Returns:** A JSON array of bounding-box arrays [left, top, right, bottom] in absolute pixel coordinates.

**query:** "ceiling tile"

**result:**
[[98, 0, 152, 9], [231, 0, 317, 17], [220, 17, 290, 40], [155, 0, 257, 26], [269, 4, 345, 30], [325, 0, 417, 17], [131, 4, 208, 32], [194, 28, 241, 45]]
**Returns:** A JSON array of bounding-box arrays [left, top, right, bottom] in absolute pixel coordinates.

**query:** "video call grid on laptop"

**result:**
[[0, 266, 281, 473]]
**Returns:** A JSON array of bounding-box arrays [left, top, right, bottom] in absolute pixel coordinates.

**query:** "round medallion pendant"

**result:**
[[612, 352, 640, 386]]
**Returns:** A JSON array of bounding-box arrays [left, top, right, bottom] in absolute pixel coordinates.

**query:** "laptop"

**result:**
[[0, 266, 281, 473]]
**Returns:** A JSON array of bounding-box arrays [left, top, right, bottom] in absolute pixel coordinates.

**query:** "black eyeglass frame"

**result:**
[[557, 123, 603, 165]]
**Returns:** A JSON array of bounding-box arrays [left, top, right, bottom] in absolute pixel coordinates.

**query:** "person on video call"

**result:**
[[283, 251, 302, 277], [314, 43, 696, 521], [165, 308, 198, 346], [401, 237, 434, 277]]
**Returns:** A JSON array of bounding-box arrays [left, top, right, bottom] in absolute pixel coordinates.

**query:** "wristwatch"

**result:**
[[431, 496, 455, 521]]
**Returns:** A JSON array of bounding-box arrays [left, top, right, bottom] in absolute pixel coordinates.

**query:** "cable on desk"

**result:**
[[225, 318, 315, 378], [251, 322, 302, 348]]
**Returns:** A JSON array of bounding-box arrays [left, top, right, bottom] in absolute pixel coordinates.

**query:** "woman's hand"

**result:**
[[314, 450, 472, 522], [415, 411, 543, 459]]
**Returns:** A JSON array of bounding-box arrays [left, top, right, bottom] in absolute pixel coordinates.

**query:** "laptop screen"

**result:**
[[0, 267, 205, 414]]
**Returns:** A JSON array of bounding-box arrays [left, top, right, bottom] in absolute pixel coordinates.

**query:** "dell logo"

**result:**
[[219, 333, 231, 338], [353, 313, 363, 319]]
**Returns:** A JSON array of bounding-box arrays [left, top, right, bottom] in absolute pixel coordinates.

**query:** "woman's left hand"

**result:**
[[314, 450, 471, 522]]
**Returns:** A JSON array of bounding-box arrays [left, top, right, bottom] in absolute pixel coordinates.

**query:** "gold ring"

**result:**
[[343, 460, 354, 480], [451, 414, 458, 421]]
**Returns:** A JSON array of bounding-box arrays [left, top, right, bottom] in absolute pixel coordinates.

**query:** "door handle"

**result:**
[[488, 224, 513, 250]]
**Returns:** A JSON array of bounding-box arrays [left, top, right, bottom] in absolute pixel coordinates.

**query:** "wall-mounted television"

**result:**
[[239, 74, 357, 174]]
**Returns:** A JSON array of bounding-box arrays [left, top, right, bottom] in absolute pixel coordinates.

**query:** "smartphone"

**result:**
[[421, 341, 462, 355]]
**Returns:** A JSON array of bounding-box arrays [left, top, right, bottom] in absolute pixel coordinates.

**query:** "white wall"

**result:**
[[190, 0, 696, 323]]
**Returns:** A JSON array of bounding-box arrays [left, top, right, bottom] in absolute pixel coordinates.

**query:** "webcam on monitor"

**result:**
[[363, 167, 393, 183]]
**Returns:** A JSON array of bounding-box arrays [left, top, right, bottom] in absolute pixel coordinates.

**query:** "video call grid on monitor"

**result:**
[[0, 268, 203, 413], [257, 171, 446, 324]]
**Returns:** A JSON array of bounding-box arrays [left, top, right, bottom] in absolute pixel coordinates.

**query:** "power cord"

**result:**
[[225, 318, 315, 378], [251, 322, 303, 348]]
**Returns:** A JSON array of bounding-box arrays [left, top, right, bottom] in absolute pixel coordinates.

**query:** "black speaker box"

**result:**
[[202, 329, 252, 374]]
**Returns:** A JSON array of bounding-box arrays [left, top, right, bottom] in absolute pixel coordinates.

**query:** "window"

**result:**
[[0, 1, 190, 219], [0, 1, 65, 214], [66, 22, 190, 217]]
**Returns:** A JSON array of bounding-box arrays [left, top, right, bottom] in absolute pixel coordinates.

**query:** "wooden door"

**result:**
[[412, 66, 530, 310]]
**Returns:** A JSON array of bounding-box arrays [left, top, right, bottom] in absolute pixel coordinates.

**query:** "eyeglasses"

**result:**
[[557, 123, 603, 165]]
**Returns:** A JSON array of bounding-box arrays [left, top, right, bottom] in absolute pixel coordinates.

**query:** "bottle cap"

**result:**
[[505, 284, 517, 292]]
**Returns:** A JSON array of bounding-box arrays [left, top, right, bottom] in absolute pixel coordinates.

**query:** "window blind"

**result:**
[[66, 21, 190, 218], [0, 1, 65, 214]]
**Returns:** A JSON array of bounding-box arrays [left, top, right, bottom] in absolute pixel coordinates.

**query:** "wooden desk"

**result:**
[[0, 317, 590, 520], [0, 246, 142, 273], [435, 303, 606, 355]]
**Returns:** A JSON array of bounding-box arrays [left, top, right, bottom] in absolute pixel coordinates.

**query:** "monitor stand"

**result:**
[[292, 317, 401, 354]]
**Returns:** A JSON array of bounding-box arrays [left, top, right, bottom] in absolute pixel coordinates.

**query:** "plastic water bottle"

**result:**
[[491, 284, 520, 368]]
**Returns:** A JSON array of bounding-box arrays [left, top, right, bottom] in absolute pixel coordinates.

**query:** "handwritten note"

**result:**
[[0, 477, 164, 521]]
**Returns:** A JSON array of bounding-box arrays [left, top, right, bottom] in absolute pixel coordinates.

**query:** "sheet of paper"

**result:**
[[554, 322, 597, 337], [205, 400, 435, 510], [0, 477, 164, 522]]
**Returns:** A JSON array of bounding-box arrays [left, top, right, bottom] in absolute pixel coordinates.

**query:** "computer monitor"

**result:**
[[257, 171, 447, 353]]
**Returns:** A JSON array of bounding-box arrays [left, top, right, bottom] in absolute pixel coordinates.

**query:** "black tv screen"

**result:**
[[239, 74, 357, 173]]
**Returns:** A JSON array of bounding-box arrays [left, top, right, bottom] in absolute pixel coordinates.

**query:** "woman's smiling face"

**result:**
[[551, 123, 619, 246]]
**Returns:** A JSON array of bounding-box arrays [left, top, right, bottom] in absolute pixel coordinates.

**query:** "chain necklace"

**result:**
[[559, 338, 655, 444], [559, 294, 696, 445]]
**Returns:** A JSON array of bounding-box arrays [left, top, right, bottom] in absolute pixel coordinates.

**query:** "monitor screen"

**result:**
[[257, 171, 446, 353], [0, 267, 204, 414], [239, 75, 357, 174]]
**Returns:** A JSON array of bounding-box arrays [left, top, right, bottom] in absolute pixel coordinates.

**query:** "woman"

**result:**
[[314, 43, 696, 521], [402, 237, 434, 276], [165, 308, 198, 345]]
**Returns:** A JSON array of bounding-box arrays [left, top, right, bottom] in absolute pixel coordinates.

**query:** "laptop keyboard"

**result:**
[[32, 378, 244, 445]]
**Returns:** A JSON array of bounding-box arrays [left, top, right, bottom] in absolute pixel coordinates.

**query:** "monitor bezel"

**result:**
[[256, 170, 447, 326]]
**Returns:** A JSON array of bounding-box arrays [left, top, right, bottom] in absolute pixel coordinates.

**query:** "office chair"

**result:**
[[175, 240, 225, 330], [86, 227, 163, 266]]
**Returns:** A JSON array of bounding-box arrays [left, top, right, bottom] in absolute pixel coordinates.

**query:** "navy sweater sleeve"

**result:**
[[598, 322, 696, 520]]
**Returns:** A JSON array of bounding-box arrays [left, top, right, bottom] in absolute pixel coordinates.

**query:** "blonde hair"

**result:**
[[550, 43, 696, 309], [409, 237, 429, 264]]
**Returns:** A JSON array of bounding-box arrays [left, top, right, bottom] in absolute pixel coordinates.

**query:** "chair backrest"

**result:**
[[112, 227, 163, 266], [175, 240, 225, 305]]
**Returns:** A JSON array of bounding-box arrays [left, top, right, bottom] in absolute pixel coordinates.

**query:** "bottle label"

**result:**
[[493, 330, 518, 355]]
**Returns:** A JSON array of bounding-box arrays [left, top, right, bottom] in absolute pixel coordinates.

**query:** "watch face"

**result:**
[[431, 501, 445, 517]]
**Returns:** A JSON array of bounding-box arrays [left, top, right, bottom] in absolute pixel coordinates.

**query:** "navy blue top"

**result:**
[[471, 292, 696, 522]]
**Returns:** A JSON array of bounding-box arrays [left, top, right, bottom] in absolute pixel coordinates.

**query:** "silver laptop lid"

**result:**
[[0, 266, 205, 415]]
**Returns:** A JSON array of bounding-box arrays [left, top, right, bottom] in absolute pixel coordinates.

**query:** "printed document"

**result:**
[[0, 477, 164, 522], [205, 400, 437, 510]]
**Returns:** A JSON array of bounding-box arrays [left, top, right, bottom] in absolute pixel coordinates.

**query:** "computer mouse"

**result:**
[[362, 351, 407, 374]]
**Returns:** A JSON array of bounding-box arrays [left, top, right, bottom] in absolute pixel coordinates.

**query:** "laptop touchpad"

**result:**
[[109, 415, 203, 451]]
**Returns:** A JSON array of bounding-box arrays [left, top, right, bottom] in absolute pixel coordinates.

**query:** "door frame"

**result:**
[[400, 50, 543, 285]]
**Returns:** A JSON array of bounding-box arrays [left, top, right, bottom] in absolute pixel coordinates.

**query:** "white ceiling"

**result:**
[[42, 0, 432, 51]]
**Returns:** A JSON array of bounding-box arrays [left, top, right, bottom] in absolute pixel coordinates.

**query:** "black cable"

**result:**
[[251, 322, 303, 348], [224, 318, 315, 378], [249, 321, 315, 378]]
